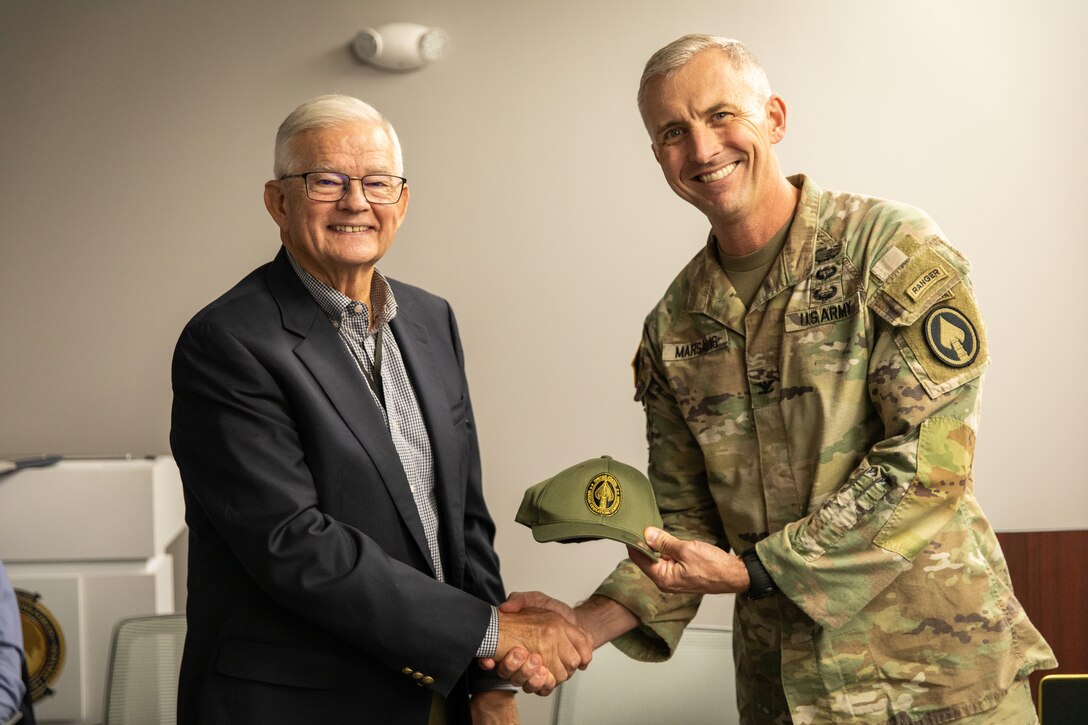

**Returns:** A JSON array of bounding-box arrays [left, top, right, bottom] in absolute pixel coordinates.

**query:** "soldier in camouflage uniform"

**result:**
[[492, 34, 1055, 723]]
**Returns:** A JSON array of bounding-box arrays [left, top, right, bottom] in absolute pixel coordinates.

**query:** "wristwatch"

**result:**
[[740, 549, 778, 600]]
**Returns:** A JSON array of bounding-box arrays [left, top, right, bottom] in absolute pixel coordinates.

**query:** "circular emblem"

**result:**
[[16, 588, 66, 702], [924, 306, 979, 368], [586, 473, 622, 516]]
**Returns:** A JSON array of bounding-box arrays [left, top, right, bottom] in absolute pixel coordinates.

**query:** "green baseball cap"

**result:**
[[516, 456, 663, 559]]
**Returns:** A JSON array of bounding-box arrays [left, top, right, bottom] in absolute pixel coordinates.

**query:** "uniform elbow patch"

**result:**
[[874, 416, 975, 560]]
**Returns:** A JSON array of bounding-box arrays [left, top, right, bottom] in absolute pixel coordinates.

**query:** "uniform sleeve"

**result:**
[[756, 233, 990, 630], [592, 325, 729, 662]]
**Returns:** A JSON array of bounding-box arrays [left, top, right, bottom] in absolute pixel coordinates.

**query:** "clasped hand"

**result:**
[[479, 527, 747, 695], [481, 601, 592, 695]]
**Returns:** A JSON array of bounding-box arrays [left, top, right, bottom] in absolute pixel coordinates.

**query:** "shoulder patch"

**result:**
[[923, 306, 979, 368], [868, 235, 969, 327], [899, 283, 988, 396]]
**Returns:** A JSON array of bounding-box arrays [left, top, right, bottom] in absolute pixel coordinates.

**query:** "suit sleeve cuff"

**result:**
[[474, 605, 499, 659], [469, 607, 516, 693]]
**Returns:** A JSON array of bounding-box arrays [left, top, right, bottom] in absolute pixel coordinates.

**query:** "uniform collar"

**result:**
[[752, 174, 820, 306], [685, 174, 822, 331]]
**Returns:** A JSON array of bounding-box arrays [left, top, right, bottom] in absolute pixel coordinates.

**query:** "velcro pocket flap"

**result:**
[[869, 237, 967, 327]]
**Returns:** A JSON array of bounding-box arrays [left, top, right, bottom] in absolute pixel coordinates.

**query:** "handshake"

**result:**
[[480, 526, 753, 694], [479, 591, 618, 696], [480, 591, 594, 696]]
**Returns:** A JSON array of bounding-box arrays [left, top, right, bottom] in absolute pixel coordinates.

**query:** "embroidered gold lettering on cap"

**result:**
[[516, 456, 663, 558], [586, 473, 621, 516], [907, 265, 948, 302], [924, 306, 979, 368]]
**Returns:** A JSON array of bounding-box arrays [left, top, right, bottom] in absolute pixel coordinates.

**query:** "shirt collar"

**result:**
[[286, 251, 399, 333]]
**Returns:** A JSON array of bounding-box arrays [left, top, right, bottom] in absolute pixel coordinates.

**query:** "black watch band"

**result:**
[[740, 549, 778, 600]]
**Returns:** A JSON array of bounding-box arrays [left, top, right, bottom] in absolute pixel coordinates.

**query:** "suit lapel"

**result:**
[[390, 299, 467, 588], [266, 249, 435, 574]]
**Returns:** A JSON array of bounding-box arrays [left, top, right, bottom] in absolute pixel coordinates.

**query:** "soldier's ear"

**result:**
[[765, 94, 787, 144]]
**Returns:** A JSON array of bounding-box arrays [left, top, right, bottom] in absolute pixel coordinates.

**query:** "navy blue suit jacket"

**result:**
[[171, 247, 505, 724]]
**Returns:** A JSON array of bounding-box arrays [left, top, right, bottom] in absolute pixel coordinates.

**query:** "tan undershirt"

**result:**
[[716, 214, 795, 308]]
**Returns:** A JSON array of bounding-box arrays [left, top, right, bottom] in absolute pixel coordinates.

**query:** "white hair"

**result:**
[[637, 35, 773, 115], [273, 94, 403, 178]]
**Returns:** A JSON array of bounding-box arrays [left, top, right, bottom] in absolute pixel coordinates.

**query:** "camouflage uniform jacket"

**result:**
[[595, 175, 1055, 724]]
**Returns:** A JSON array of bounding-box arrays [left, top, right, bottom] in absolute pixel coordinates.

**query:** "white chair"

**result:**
[[102, 614, 186, 725], [552, 625, 738, 725]]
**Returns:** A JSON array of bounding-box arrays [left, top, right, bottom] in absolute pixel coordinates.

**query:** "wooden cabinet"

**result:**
[[995, 530, 1088, 708]]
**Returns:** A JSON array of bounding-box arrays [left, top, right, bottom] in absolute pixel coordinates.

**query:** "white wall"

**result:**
[[3, 2, 1085, 722]]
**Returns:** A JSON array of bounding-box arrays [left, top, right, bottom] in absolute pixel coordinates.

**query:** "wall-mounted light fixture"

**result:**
[[351, 22, 449, 71]]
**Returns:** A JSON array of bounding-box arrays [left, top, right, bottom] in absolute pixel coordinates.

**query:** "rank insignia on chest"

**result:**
[[924, 306, 979, 368]]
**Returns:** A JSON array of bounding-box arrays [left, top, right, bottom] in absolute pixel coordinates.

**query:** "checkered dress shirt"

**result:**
[[288, 255, 499, 660]]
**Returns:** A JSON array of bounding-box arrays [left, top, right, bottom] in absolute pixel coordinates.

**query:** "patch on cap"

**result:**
[[515, 455, 663, 558], [586, 473, 621, 516]]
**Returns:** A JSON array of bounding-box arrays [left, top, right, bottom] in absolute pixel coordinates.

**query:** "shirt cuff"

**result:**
[[471, 671, 518, 693], [469, 606, 516, 693], [474, 605, 499, 659]]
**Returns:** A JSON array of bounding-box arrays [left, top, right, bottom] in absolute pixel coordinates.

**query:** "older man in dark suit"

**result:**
[[170, 95, 589, 724]]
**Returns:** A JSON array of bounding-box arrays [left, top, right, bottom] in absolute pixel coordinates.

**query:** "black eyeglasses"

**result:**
[[279, 172, 408, 204]]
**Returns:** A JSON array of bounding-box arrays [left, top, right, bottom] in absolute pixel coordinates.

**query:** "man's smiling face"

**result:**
[[264, 119, 409, 293], [641, 49, 786, 227]]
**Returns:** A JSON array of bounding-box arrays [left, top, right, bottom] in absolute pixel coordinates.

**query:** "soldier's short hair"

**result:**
[[637, 35, 773, 115]]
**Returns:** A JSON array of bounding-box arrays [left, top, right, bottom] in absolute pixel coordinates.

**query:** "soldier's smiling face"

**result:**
[[641, 49, 787, 227]]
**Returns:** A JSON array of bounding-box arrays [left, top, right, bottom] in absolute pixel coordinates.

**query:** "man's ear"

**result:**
[[766, 94, 788, 144], [651, 141, 661, 163], [263, 180, 288, 229]]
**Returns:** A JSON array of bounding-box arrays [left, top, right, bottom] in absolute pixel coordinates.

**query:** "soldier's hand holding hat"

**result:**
[[628, 526, 750, 594]]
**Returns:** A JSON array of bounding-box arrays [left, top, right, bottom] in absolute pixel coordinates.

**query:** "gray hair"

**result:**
[[637, 35, 773, 115], [273, 94, 403, 178]]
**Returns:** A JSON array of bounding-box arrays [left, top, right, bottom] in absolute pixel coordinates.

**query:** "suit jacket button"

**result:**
[[421, 676, 434, 686], [413, 672, 424, 679], [402, 667, 414, 675]]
